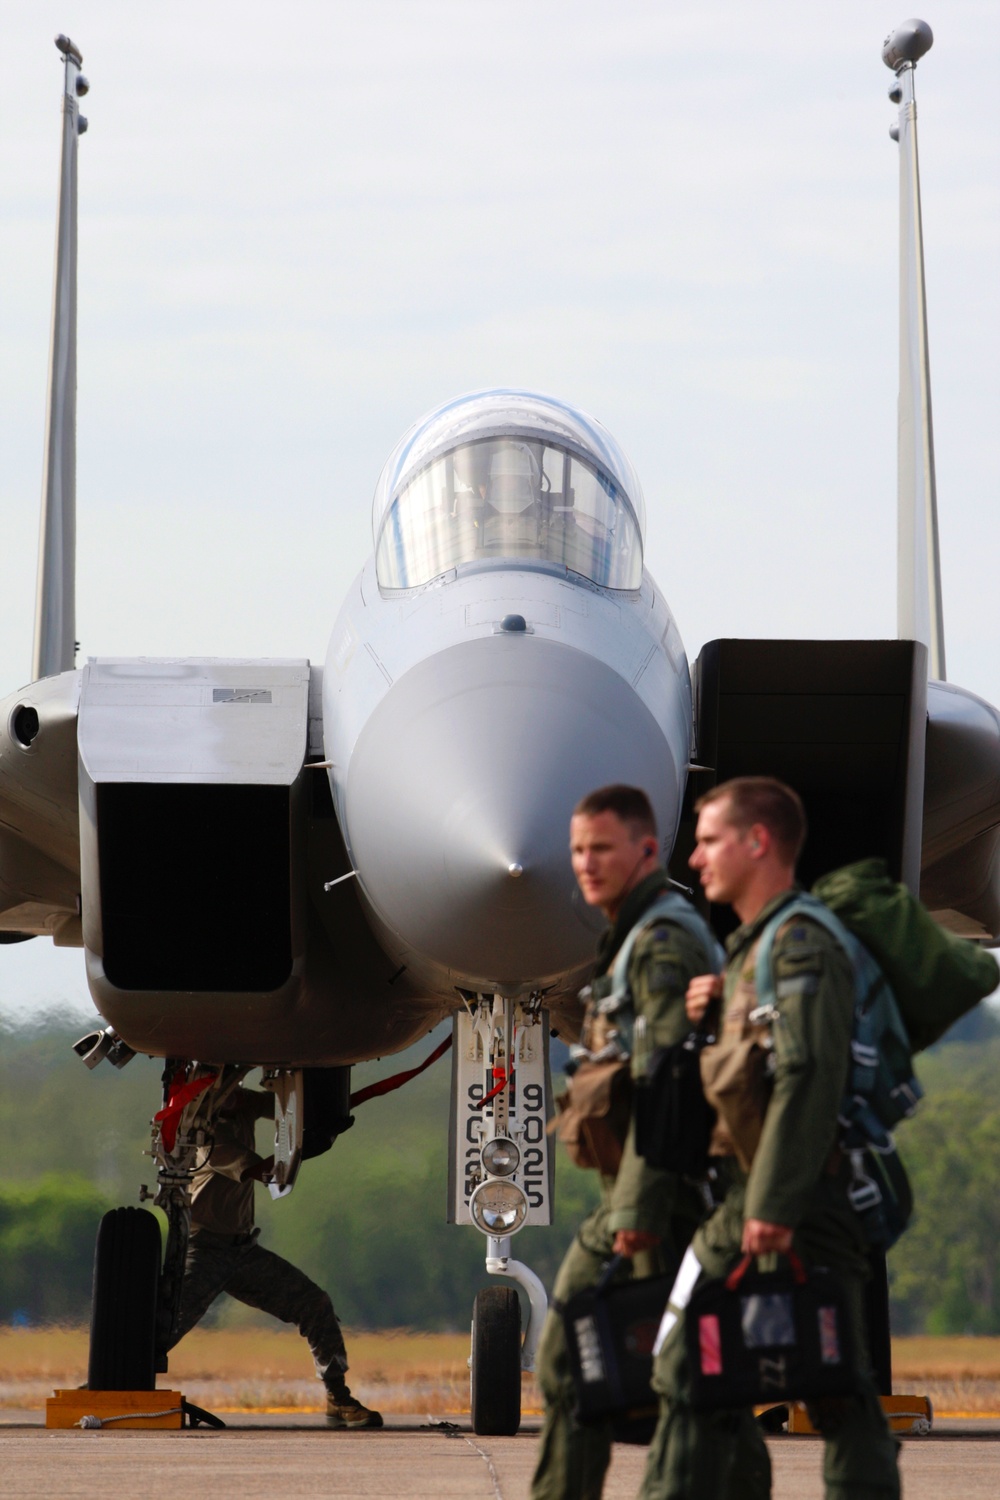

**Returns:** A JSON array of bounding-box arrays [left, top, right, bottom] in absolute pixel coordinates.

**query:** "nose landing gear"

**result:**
[[450, 993, 554, 1435]]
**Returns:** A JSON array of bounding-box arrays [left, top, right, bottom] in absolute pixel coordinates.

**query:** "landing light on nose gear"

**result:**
[[469, 1178, 528, 1234], [454, 993, 552, 1435]]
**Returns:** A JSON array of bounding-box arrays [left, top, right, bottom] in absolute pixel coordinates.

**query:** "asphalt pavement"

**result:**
[[1, 1414, 999, 1499]]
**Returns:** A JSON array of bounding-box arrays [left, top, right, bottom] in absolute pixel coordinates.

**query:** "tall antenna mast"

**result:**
[[32, 35, 89, 681], [884, 19, 945, 682]]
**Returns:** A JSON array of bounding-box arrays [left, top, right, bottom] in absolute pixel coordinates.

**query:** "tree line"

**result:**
[[1, 1009, 998, 1331]]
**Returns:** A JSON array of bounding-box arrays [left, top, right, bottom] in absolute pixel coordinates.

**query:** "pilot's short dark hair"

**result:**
[[695, 776, 806, 863], [573, 784, 657, 839]]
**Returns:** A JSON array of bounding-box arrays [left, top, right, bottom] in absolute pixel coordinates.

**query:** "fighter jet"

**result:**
[[1, 22, 997, 1432]]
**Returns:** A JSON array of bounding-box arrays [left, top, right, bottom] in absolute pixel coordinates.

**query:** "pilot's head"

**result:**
[[453, 439, 541, 511], [483, 442, 541, 512], [690, 776, 805, 917], [569, 784, 660, 921]]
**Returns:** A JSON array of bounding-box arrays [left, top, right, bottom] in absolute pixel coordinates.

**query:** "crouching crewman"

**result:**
[[167, 1080, 383, 1430]]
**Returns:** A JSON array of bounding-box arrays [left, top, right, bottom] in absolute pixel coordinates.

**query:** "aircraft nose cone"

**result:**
[[344, 635, 681, 991]]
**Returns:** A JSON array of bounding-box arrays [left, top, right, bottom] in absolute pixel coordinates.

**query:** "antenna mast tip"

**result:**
[[882, 19, 933, 72], [54, 35, 83, 66]]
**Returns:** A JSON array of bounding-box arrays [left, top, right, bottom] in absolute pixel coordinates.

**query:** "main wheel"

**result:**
[[470, 1286, 521, 1435], [88, 1207, 161, 1390]]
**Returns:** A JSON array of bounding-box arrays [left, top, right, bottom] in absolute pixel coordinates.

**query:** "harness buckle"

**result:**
[[846, 1149, 883, 1213]]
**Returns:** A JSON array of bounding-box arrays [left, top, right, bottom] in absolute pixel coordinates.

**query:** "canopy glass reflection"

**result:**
[[375, 436, 643, 591]]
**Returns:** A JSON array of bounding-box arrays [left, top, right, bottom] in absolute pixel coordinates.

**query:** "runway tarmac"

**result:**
[[2, 1413, 999, 1499]]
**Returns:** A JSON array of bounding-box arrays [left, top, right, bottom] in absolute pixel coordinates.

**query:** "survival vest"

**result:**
[[571, 890, 725, 1069], [557, 891, 724, 1176]]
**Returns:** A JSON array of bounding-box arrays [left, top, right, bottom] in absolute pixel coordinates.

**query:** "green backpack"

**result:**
[[754, 861, 998, 1247], [812, 859, 999, 1053]]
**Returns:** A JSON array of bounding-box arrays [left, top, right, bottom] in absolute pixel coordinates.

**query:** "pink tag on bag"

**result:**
[[818, 1306, 841, 1365], [699, 1314, 722, 1375]]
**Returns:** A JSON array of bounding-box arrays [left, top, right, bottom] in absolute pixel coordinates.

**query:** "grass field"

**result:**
[[892, 1337, 1000, 1380], [0, 1327, 496, 1413], [4, 1329, 1000, 1416]]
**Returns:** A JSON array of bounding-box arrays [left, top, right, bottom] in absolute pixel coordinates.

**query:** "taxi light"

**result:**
[[481, 1137, 520, 1177]]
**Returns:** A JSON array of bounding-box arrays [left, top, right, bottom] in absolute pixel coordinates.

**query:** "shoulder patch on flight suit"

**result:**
[[644, 958, 686, 991], [642, 921, 685, 949], [633, 924, 691, 974], [774, 924, 826, 967]]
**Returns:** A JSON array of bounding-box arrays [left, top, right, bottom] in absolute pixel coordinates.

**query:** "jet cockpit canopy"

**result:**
[[372, 390, 646, 592]]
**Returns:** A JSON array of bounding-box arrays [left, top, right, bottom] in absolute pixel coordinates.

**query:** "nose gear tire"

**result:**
[[470, 1285, 521, 1435]]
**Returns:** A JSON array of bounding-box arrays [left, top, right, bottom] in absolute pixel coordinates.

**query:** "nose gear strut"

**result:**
[[450, 992, 553, 1434]]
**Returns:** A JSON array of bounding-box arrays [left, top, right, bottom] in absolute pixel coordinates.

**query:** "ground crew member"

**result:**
[[638, 776, 899, 1500], [530, 784, 721, 1500], [167, 1081, 382, 1430]]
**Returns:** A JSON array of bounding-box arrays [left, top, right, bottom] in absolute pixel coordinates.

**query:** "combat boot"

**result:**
[[325, 1382, 384, 1430]]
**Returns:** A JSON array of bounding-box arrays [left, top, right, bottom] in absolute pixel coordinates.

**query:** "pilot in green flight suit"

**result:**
[[639, 777, 899, 1500], [529, 784, 721, 1500]]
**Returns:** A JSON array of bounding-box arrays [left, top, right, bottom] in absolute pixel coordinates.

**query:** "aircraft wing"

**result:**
[[0, 670, 82, 943]]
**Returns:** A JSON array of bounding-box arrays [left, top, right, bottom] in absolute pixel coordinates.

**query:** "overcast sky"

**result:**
[[1, 2, 997, 1020]]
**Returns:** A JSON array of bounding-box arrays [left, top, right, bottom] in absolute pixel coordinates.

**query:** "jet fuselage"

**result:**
[[325, 555, 690, 1008], [323, 389, 692, 1020]]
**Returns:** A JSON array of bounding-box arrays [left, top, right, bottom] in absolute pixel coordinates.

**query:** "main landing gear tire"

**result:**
[[88, 1207, 161, 1391], [470, 1286, 522, 1436]]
